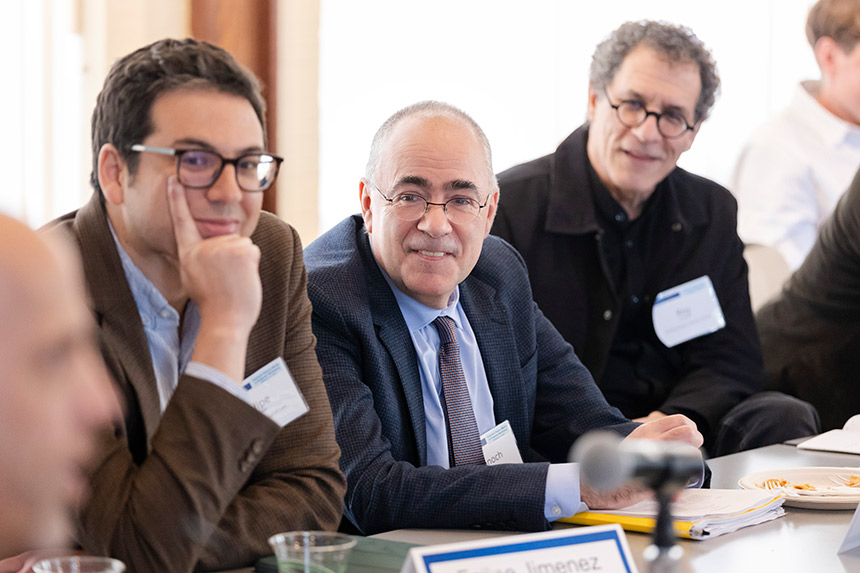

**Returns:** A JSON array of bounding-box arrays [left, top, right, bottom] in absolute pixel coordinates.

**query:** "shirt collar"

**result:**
[[796, 80, 860, 148], [108, 220, 180, 327]]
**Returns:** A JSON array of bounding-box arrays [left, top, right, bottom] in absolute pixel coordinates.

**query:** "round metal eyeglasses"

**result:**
[[604, 89, 695, 139], [373, 184, 490, 225]]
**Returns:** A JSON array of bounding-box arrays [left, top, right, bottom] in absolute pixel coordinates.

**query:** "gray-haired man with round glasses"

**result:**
[[42, 38, 345, 572], [493, 20, 820, 457]]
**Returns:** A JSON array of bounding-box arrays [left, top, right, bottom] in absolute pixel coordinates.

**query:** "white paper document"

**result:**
[[798, 414, 860, 455], [564, 488, 785, 540]]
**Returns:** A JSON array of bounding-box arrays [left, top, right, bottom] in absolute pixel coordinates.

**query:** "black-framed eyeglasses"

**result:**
[[603, 89, 695, 139], [130, 144, 284, 192], [373, 184, 490, 226]]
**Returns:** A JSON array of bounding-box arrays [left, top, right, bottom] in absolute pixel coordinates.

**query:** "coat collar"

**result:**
[[74, 193, 163, 450], [356, 225, 430, 464], [544, 124, 710, 237]]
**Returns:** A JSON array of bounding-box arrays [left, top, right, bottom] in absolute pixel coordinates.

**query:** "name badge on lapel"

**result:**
[[652, 275, 725, 348]]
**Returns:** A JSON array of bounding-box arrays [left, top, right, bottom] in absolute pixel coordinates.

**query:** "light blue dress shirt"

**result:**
[[377, 267, 585, 520], [110, 224, 288, 425]]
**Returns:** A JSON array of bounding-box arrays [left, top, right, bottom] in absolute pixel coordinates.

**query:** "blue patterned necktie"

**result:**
[[433, 316, 485, 466]]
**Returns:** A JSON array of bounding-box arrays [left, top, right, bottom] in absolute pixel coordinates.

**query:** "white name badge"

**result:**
[[481, 420, 524, 466], [400, 524, 638, 573], [243, 357, 309, 427], [652, 275, 726, 348]]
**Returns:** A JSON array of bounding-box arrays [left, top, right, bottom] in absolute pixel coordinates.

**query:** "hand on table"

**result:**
[[633, 410, 667, 424], [580, 414, 703, 509], [627, 413, 703, 448]]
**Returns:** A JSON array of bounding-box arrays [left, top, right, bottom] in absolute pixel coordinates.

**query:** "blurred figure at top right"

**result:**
[[732, 0, 860, 270]]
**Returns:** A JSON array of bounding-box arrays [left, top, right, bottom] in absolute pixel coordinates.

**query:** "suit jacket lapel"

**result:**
[[358, 232, 429, 465], [75, 194, 162, 451], [460, 276, 531, 449]]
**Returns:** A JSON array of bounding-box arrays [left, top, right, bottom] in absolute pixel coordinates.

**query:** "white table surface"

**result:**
[[371, 444, 860, 572]]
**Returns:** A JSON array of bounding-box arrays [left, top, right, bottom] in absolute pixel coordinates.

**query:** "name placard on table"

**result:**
[[400, 524, 638, 573]]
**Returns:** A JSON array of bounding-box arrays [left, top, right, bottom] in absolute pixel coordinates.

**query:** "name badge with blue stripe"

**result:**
[[652, 275, 725, 348]]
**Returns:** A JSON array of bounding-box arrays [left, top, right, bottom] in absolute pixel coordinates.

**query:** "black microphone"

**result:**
[[570, 431, 703, 492]]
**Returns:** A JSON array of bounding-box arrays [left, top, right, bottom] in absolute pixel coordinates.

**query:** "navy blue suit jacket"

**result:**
[[305, 215, 636, 534]]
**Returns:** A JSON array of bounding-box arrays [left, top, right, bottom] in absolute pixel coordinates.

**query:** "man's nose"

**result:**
[[417, 202, 452, 237], [206, 165, 244, 204], [631, 113, 662, 142]]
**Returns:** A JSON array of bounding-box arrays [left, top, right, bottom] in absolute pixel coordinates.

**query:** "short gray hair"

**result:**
[[365, 100, 498, 192], [589, 20, 721, 123]]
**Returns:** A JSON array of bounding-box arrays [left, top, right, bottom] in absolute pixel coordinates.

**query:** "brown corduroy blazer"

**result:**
[[44, 194, 346, 572]]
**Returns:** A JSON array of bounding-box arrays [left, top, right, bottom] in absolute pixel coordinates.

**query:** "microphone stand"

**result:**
[[642, 471, 685, 573]]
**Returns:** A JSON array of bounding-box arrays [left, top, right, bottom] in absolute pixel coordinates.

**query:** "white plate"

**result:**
[[739, 467, 860, 510]]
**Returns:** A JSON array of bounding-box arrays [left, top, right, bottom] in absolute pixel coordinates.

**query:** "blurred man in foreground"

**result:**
[[0, 215, 115, 559]]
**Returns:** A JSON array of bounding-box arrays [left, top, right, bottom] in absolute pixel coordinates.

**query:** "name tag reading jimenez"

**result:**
[[400, 525, 637, 573]]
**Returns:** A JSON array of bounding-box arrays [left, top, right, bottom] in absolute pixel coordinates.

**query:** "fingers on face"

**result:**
[[166, 176, 202, 249]]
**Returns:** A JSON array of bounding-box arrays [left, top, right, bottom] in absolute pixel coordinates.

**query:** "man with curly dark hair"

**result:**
[[493, 20, 819, 457]]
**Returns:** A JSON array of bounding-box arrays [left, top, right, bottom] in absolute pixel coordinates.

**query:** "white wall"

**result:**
[[319, 0, 819, 234]]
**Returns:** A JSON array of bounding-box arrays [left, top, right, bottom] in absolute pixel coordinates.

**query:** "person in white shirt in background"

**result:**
[[732, 0, 860, 270]]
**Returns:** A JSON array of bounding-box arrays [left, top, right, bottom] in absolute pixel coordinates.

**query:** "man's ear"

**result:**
[[586, 83, 600, 123], [359, 178, 373, 233], [97, 144, 127, 206], [483, 190, 500, 238], [814, 36, 842, 79]]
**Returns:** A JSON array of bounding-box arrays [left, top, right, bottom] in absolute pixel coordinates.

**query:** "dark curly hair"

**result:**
[[589, 20, 721, 123], [90, 38, 266, 194]]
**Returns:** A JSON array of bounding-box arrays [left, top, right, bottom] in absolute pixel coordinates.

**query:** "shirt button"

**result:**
[[631, 295, 639, 304], [159, 310, 171, 319], [672, 222, 683, 232], [615, 213, 626, 222], [552, 505, 562, 516], [625, 240, 634, 248], [603, 310, 612, 321]]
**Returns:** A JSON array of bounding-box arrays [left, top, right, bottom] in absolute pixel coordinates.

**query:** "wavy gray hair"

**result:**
[[589, 20, 720, 123]]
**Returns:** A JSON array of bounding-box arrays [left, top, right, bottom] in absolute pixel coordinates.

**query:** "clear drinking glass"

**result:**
[[32, 556, 126, 573], [268, 531, 356, 573]]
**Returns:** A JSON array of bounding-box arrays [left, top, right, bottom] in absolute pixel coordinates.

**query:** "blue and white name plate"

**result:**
[[243, 357, 308, 427], [400, 524, 638, 573], [652, 275, 725, 348]]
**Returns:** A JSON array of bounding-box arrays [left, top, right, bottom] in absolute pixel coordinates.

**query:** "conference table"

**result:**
[[223, 442, 860, 572], [369, 443, 860, 572]]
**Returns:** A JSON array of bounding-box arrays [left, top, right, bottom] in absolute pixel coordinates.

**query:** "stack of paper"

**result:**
[[560, 488, 784, 540], [797, 414, 860, 454]]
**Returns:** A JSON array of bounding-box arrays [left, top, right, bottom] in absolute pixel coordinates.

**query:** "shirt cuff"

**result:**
[[544, 463, 588, 521], [184, 361, 287, 426]]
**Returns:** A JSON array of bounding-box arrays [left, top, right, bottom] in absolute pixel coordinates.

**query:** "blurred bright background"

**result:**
[[1, 0, 818, 245]]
